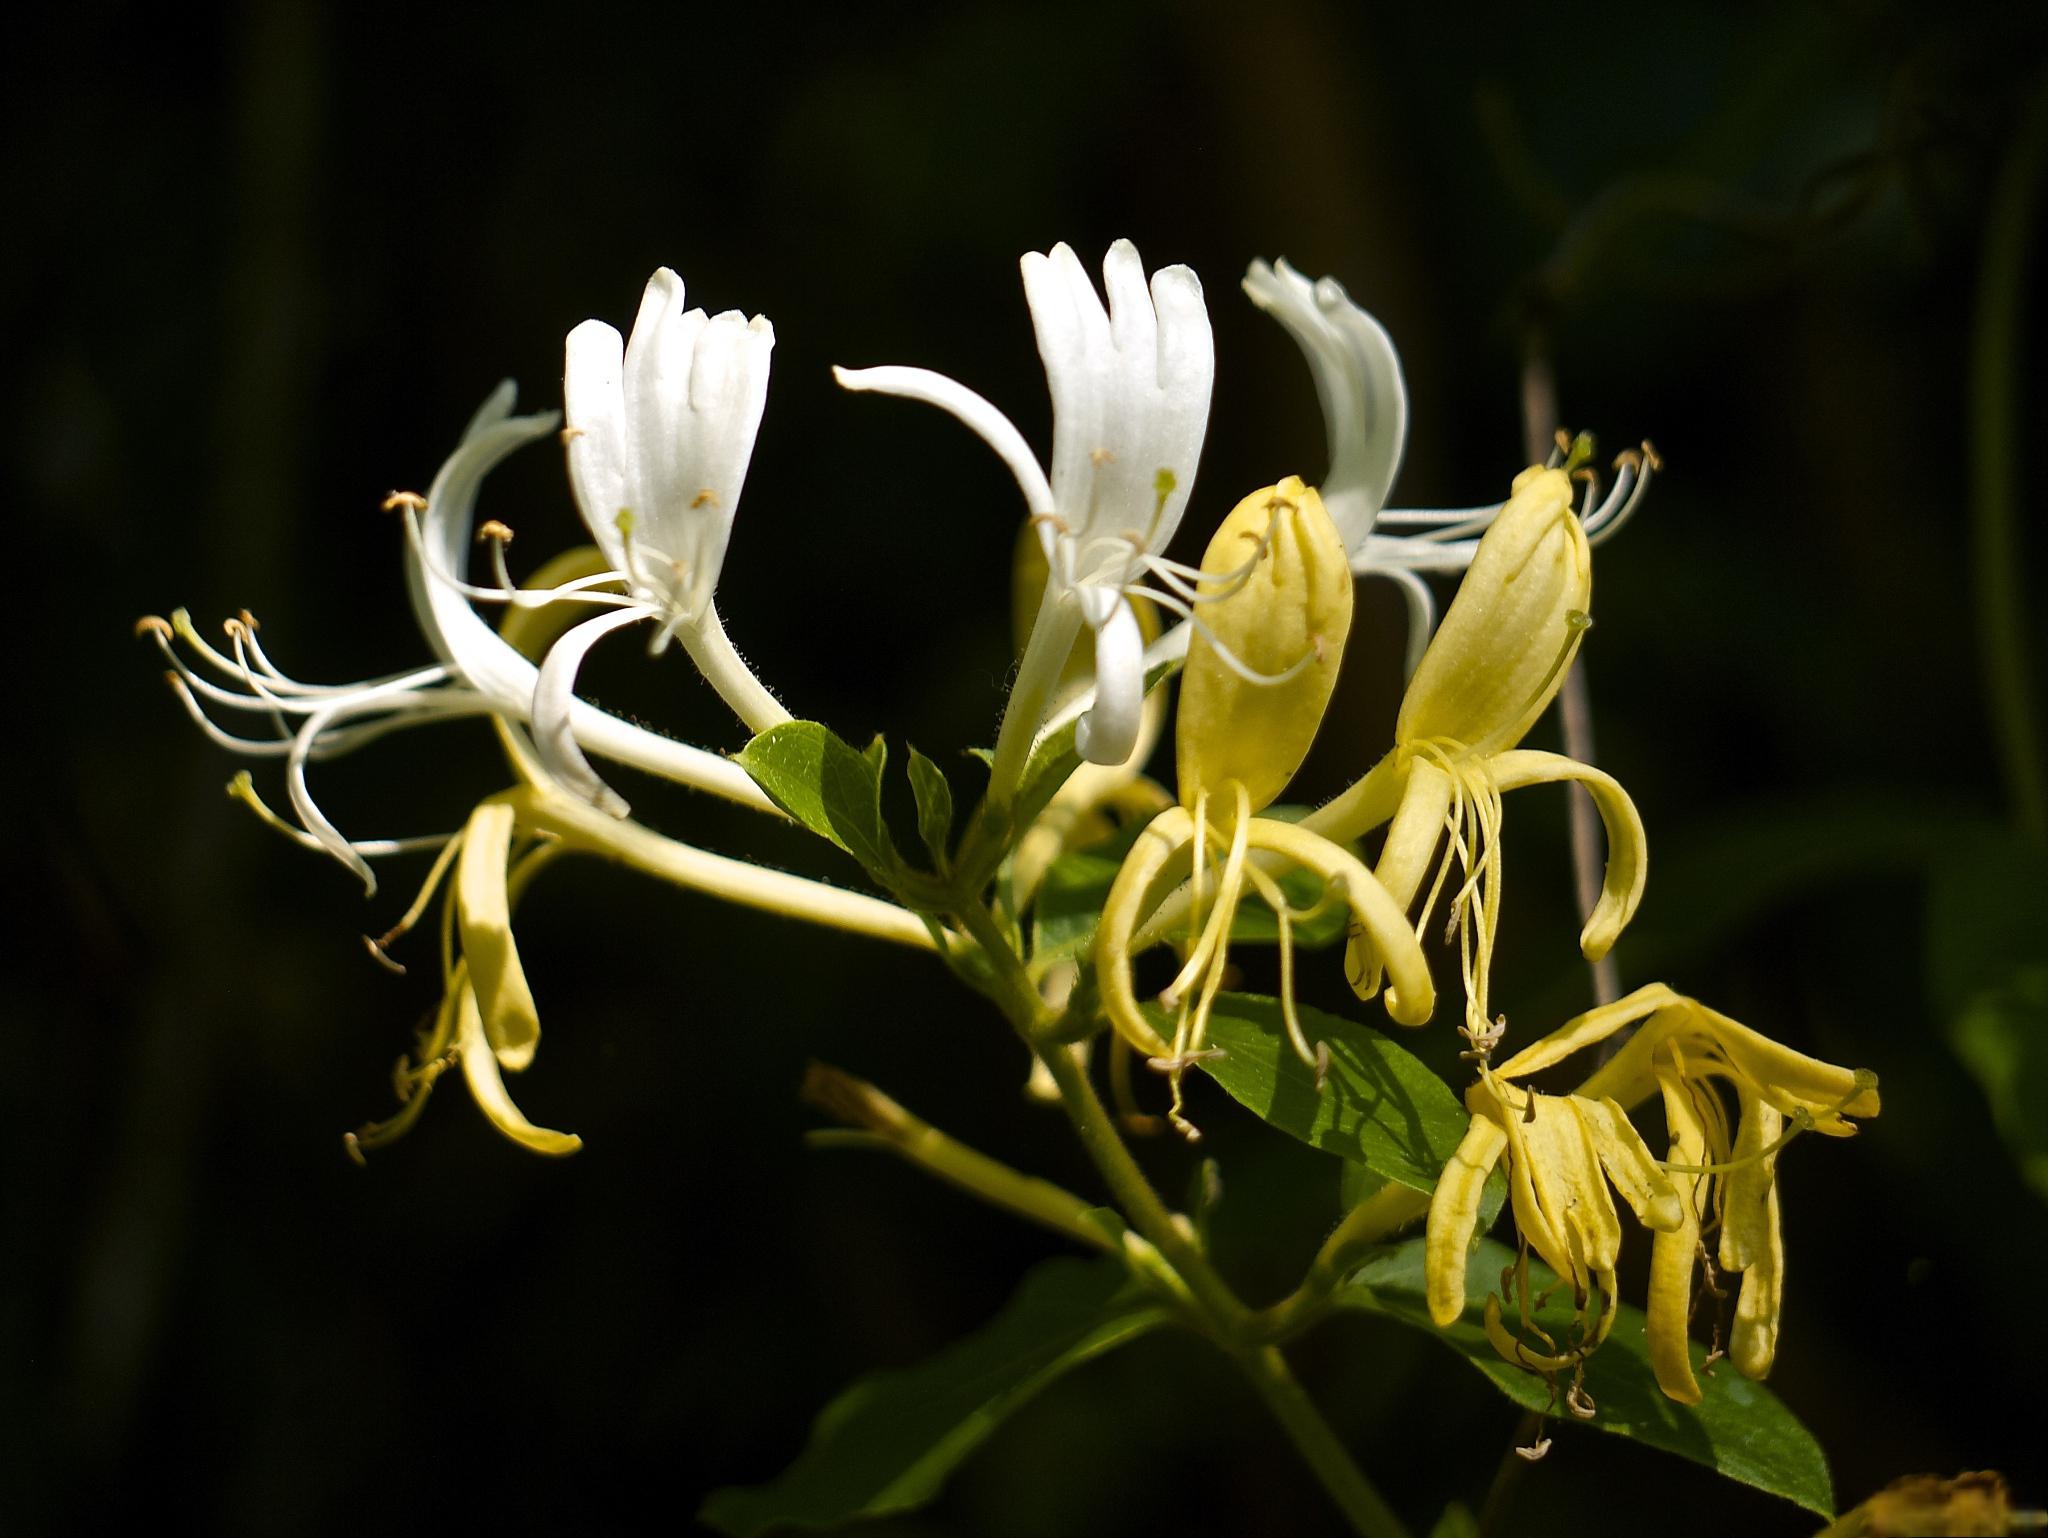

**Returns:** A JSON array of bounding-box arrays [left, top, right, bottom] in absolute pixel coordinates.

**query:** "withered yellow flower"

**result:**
[[1095, 479, 1432, 1133], [1425, 983, 1878, 1403]]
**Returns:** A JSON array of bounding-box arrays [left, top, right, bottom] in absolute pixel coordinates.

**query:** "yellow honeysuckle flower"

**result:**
[[347, 794, 583, 1162], [1425, 983, 1878, 1404], [1306, 460, 1648, 1055], [1095, 478, 1434, 1135]]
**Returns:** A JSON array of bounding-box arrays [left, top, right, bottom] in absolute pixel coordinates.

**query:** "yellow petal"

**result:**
[[1522, 1093, 1624, 1278], [1396, 466, 1590, 752], [1245, 818, 1435, 1025], [456, 799, 542, 1072], [1426, 1115, 1507, 1326], [1346, 759, 1446, 996], [1729, 1184, 1784, 1381], [1177, 479, 1353, 813], [1489, 749, 1647, 961], [1720, 1089, 1785, 1379], [454, 983, 582, 1156], [1494, 983, 1684, 1082], [1092, 805, 1194, 1058], [1469, 1081, 1570, 1286], [1575, 1094, 1683, 1233], [1693, 1002, 1881, 1124], [1646, 1063, 1708, 1404]]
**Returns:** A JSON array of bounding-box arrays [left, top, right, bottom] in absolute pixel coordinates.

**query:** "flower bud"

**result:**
[[1176, 477, 1353, 812], [1398, 465, 1589, 751]]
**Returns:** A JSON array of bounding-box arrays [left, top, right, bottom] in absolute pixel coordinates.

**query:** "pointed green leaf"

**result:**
[[1191, 993, 1479, 1198], [736, 722, 900, 883], [700, 1258, 1168, 1535], [1336, 1237, 1834, 1517], [907, 745, 955, 870]]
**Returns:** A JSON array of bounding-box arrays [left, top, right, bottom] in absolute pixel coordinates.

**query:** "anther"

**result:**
[[134, 615, 173, 641], [1565, 1379, 1597, 1420], [1313, 1041, 1331, 1092], [690, 488, 720, 508], [477, 520, 515, 544], [1090, 447, 1116, 466], [237, 609, 261, 633], [1146, 1048, 1227, 1072], [381, 490, 428, 513], [342, 1131, 367, 1168], [1515, 1436, 1553, 1463], [559, 426, 586, 444]]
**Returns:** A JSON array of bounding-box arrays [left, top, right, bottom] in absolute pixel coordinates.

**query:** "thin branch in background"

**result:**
[[1520, 337, 1622, 1010], [1969, 71, 2048, 843]]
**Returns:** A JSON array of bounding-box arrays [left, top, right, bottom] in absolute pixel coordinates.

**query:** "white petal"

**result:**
[[832, 365, 1054, 513], [1026, 240, 1213, 563], [1243, 259, 1408, 552], [532, 607, 644, 817], [408, 385, 772, 810], [1073, 593, 1144, 766], [563, 317, 633, 575]]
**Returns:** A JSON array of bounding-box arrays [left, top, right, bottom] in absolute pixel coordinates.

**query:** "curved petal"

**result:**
[[1495, 983, 1684, 1082], [1094, 805, 1196, 1057], [1243, 819, 1435, 1026], [408, 387, 771, 810], [832, 364, 1054, 515], [1243, 258, 1408, 551], [455, 980, 582, 1156], [456, 799, 542, 1071], [1426, 1114, 1507, 1326], [1647, 1064, 1709, 1404], [1074, 590, 1145, 766], [1489, 748, 1648, 961], [532, 607, 645, 817]]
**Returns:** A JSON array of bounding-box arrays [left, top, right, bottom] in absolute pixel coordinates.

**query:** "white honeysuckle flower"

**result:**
[[562, 268, 773, 641], [1245, 257, 1657, 675], [143, 380, 775, 893], [836, 238, 1215, 773], [534, 270, 790, 812]]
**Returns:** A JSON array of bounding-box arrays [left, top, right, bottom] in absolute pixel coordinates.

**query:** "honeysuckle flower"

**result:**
[[142, 374, 781, 891], [1303, 463, 1648, 1054], [1245, 258, 1658, 675], [1426, 983, 1879, 1404], [347, 792, 582, 1160], [545, 270, 791, 813], [835, 238, 1214, 777], [1095, 478, 1433, 1135]]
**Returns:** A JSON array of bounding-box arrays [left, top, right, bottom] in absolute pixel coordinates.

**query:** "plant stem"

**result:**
[[1233, 1344, 1416, 1538], [1257, 1184, 1430, 1339], [800, 1061, 1116, 1253], [955, 896, 1407, 1535], [1029, 1035, 1253, 1336], [1971, 72, 2048, 843]]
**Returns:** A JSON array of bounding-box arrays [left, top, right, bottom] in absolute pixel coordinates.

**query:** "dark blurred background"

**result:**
[[7, 0, 2048, 1533]]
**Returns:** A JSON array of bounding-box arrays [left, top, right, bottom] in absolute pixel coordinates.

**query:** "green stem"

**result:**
[[1258, 1185, 1430, 1340], [1029, 1036, 1254, 1336], [1234, 1344, 1416, 1538], [956, 895, 1404, 1534], [800, 1061, 1115, 1254], [1971, 73, 2048, 842]]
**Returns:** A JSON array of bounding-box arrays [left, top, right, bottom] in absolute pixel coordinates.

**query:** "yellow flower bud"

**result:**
[[1397, 465, 1589, 753], [1176, 477, 1353, 812]]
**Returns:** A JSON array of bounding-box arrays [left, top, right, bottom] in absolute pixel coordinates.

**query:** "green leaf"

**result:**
[[736, 722, 900, 883], [906, 744, 955, 870], [1948, 963, 2048, 1203], [1336, 1237, 1834, 1517], [1192, 993, 1479, 1198], [700, 1258, 1169, 1535]]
